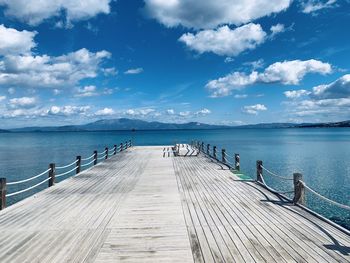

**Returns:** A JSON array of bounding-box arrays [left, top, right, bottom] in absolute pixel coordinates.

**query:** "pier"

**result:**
[[0, 143, 349, 262]]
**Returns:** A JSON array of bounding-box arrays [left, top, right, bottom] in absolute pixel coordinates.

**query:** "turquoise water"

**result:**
[[0, 129, 349, 229]]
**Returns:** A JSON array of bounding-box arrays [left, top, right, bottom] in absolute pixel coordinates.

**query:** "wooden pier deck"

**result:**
[[0, 146, 349, 262]]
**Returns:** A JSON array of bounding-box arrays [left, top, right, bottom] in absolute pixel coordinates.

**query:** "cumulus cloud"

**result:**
[[0, 24, 37, 55], [0, 48, 111, 88], [166, 109, 175, 115], [300, 0, 337, 13], [144, 0, 291, 29], [206, 59, 332, 97], [270, 24, 285, 38], [242, 104, 267, 115], [194, 108, 211, 116], [179, 111, 191, 117], [75, 85, 98, 97], [102, 67, 118, 76], [0, 95, 6, 101], [179, 24, 267, 56], [124, 68, 144, 75], [125, 108, 155, 116], [47, 105, 90, 116], [0, 0, 112, 26], [9, 97, 36, 108], [284, 74, 350, 119], [311, 74, 350, 100], [284, 89, 311, 98], [95, 107, 115, 116]]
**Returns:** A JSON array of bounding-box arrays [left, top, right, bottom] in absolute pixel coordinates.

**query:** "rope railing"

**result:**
[[260, 165, 293, 181], [302, 181, 350, 211], [55, 166, 77, 178], [56, 159, 78, 170], [6, 168, 51, 186], [0, 140, 133, 210]]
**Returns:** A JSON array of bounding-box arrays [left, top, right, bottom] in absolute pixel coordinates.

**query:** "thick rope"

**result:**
[[261, 165, 293, 181], [81, 159, 95, 168], [97, 155, 107, 160], [56, 159, 78, 170], [7, 168, 51, 185], [81, 154, 95, 161], [55, 166, 77, 178], [6, 177, 51, 197], [302, 181, 350, 211]]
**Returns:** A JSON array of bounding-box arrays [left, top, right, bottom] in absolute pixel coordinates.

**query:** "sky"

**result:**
[[0, 0, 350, 128]]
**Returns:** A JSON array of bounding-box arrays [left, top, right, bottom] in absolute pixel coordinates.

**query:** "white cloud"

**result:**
[[0, 0, 112, 26], [125, 108, 155, 116], [47, 105, 90, 116], [234, 94, 248, 99], [95, 107, 115, 116], [270, 23, 285, 38], [311, 74, 350, 99], [75, 85, 98, 97], [0, 24, 36, 55], [194, 108, 211, 116], [124, 68, 144, 75], [179, 111, 191, 117], [9, 97, 36, 108], [7, 88, 15, 94], [102, 67, 118, 76], [166, 109, 175, 115], [179, 24, 267, 56], [300, 0, 337, 13], [0, 48, 111, 88], [284, 89, 311, 99], [242, 104, 267, 115], [144, 0, 291, 29], [207, 59, 332, 97], [0, 95, 6, 101]]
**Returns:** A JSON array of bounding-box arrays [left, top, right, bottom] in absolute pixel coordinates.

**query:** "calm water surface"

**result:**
[[0, 128, 349, 229]]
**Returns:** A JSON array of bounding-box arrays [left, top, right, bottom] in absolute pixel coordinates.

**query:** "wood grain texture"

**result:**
[[0, 145, 349, 262]]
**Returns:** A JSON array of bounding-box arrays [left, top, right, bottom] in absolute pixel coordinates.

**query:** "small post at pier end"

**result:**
[[125, 141, 128, 149], [48, 163, 55, 187], [105, 147, 108, 159], [94, 151, 98, 165], [293, 173, 305, 205], [213, 146, 217, 159], [0, 178, 6, 210], [120, 143, 123, 151], [76, 156, 81, 174], [207, 144, 210, 155], [129, 140, 132, 147], [201, 142, 204, 152], [235, 154, 240, 171], [256, 160, 263, 182], [114, 145, 117, 155], [222, 149, 226, 164]]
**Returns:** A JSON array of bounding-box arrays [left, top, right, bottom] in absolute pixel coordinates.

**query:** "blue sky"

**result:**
[[0, 0, 350, 128]]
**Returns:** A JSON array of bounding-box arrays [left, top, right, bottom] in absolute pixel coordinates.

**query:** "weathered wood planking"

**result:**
[[0, 145, 349, 263]]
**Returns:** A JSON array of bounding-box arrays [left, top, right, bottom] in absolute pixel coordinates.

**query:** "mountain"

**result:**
[[10, 118, 228, 132], [7, 118, 350, 132], [0, 129, 10, 133]]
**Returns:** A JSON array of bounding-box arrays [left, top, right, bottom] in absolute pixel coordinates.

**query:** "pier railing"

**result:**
[[0, 140, 132, 210], [191, 140, 350, 214]]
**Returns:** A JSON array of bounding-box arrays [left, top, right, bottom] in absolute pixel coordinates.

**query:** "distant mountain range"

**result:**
[[3, 119, 350, 132]]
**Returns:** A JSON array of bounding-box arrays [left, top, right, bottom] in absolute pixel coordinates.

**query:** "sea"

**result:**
[[0, 128, 349, 229]]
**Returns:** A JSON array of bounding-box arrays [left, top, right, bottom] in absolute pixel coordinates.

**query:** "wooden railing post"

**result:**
[[48, 163, 55, 187], [293, 173, 305, 205], [0, 178, 6, 210], [256, 160, 263, 182], [207, 144, 210, 155], [222, 149, 226, 163], [201, 142, 204, 152], [105, 147, 108, 159], [120, 143, 123, 151], [235, 154, 240, 171], [114, 145, 117, 155], [129, 140, 132, 147], [94, 150, 98, 165], [76, 156, 81, 174], [213, 146, 217, 159], [125, 141, 128, 149]]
